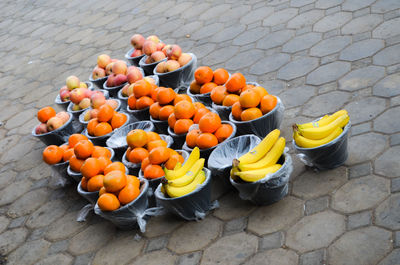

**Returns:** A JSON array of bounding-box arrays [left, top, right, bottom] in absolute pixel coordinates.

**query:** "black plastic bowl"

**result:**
[[125, 47, 146, 67], [103, 80, 128, 98], [32, 113, 74, 146], [89, 74, 108, 89], [139, 55, 167, 76], [77, 180, 99, 204], [126, 104, 150, 121]]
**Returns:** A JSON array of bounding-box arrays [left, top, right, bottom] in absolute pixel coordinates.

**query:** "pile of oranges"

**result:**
[[121, 76, 157, 98], [190, 67, 229, 95], [127, 79, 158, 110], [125, 129, 184, 179], [86, 104, 128, 137], [149, 88, 192, 122], [185, 112, 234, 149]]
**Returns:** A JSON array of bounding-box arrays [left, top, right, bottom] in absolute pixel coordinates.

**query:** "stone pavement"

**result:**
[[0, 0, 399, 264]]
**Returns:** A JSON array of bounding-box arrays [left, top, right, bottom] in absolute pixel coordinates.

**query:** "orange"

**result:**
[[200, 82, 217, 94], [241, 108, 263, 121], [214, 124, 233, 143], [164, 154, 183, 170], [231, 102, 243, 121], [146, 131, 161, 142], [149, 102, 161, 119], [97, 193, 120, 211], [174, 119, 194, 134], [63, 148, 74, 162], [80, 157, 101, 178], [141, 157, 151, 172], [157, 87, 176, 105], [74, 140, 94, 159], [173, 94, 192, 105], [92, 146, 112, 158], [148, 146, 170, 165], [241, 84, 255, 93], [126, 175, 140, 189], [151, 87, 159, 101], [213, 68, 229, 85], [97, 104, 114, 122], [37, 106, 56, 123], [222, 94, 240, 107], [126, 129, 148, 148], [99, 186, 107, 196], [103, 170, 127, 192], [143, 164, 164, 179], [43, 145, 63, 165], [104, 162, 126, 175], [125, 147, 132, 159], [111, 112, 127, 129], [81, 177, 88, 191], [239, 89, 261, 108], [87, 174, 104, 192], [128, 147, 149, 163], [87, 118, 99, 136], [225, 73, 246, 93], [168, 113, 177, 129], [60, 144, 69, 153], [252, 86, 268, 98], [94, 122, 113, 137], [97, 156, 112, 172], [159, 105, 174, 121], [133, 79, 151, 98], [198, 112, 221, 133], [68, 134, 88, 148], [189, 80, 201, 94], [147, 139, 168, 151], [174, 100, 195, 119], [69, 155, 85, 172], [196, 133, 218, 149], [136, 96, 153, 109], [260, 95, 277, 114], [193, 102, 206, 111], [118, 184, 140, 205], [128, 94, 136, 110], [210, 86, 228, 105], [193, 108, 210, 124], [194, 66, 213, 84], [186, 129, 201, 148]]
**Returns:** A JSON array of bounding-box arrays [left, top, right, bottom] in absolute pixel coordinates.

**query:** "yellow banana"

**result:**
[[230, 166, 240, 181], [165, 170, 206, 198], [164, 147, 200, 180], [296, 114, 349, 140], [234, 164, 282, 182], [297, 110, 348, 129], [238, 137, 285, 171], [293, 127, 343, 148], [168, 159, 204, 187], [173, 162, 182, 170], [236, 129, 280, 165]]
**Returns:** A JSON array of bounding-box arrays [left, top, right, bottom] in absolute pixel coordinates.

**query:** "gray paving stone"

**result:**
[[302, 91, 351, 117], [291, 0, 315, 8], [373, 17, 400, 39], [263, 8, 298, 26], [278, 57, 319, 80], [256, 29, 295, 50], [376, 146, 400, 179], [0, 179, 32, 206], [342, 14, 383, 35], [316, 0, 343, 9], [224, 49, 264, 71], [232, 27, 268, 46], [346, 133, 387, 165], [340, 39, 384, 61], [347, 211, 372, 230], [8, 216, 26, 229], [332, 175, 389, 214], [73, 253, 94, 265], [314, 12, 352, 32], [36, 253, 73, 265], [379, 249, 400, 265], [374, 107, 400, 134], [374, 43, 400, 66], [48, 239, 69, 255], [310, 36, 351, 57], [0, 170, 16, 190], [249, 53, 290, 75], [342, 0, 376, 11], [201, 232, 258, 265], [390, 133, 400, 146], [299, 249, 326, 265], [344, 97, 386, 124], [219, 5, 251, 23], [328, 227, 392, 265], [0, 215, 9, 234], [145, 236, 168, 252], [372, 0, 400, 13], [223, 217, 247, 235], [7, 188, 49, 218], [280, 85, 315, 109], [6, 238, 51, 265], [373, 73, 400, 97], [339, 66, 385, 91], [392, 178, 400, 193], [246, 248, 298, 265], [259, 231, 284, 251], [282, 32, 322, 53], [287, 10, 325, 29], [395, 232, 400, 247], [202, 46, 239, 66], [349, 162, 371, 179], [350, 121, 371, 134], [177, 251, 202, 265], [130, 250, 177, 265], [191, 23, 224, 40], [210, 25, 246, 43], [143, 213, 183, 238], [305, 196, 329, 215], [307, 61, 351, 85], [26, 199, 67, 229]]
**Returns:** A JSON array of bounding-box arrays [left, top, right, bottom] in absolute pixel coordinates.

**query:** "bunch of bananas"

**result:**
[[231, 129, 285, 182], [293, 110, 349, 148], [162, 147, 206, 198]]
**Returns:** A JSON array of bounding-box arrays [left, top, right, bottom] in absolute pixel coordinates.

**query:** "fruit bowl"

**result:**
[[155, 53, 197, 89], [228, 96, 284, 138], [229, 152, 292, 206], [186, 87, 212, 107], [149, 116, 169, 135], [106, 121, 155, 160], [154, 167, 212, 221], [167, 125, 187, 149], [292, 120, 351, 170], [55, 81, 94, 111], [89, 74, 108, 90], [139, 55, 167, 76], [126, 103, 150, 121], [77, 180, 99, 204], [125, 47, 146, 67], [103, 80, 128, 98], [78, 98, 122, 128], [32, 113, 74, 146]]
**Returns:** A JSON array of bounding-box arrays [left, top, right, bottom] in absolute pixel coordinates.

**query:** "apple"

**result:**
[[106, 74, 116, 87], [146, 35, 160, 43], [35, 123, 48, 134], [178, 53, 192, 66], [91, 93, 106, 109], [145, 56, 154, 64], [130, 34, 145, 49], [90, 109, 99, 119], [121, 83, 130, 97], [106, 99, 119, 110], [56, 111, 70, 123], [130, 49, 143, 58], [84, 89, 92, 98], [79, 98, 91, 109], [127, 83, 135, 96], [60, 89, 70, 102], [105, 62, 115, 76], [80, 82, 87, 88], [66, 76, 80, 90], [70, 88, 85, 104], [83, 110, 91, 121], [71, 104, 81, 111], [144, 77, 156, 85], [166, 44, 182, 60], [162, 44, 172, 56], [151, 51, 166, 62], [112, 60, 127, 75], [97, 54, 111, 69], [165, 60, 180, 72], [47, 117, 64, 131], [143, 40, 157, 56], [156, 61, 167, 73], [114, 74, 128, 86], [92, 66, 106, 80], [127, 66, 143, 84], [156, 42, 165, 51]]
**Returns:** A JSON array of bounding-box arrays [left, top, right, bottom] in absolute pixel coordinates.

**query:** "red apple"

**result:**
[[114, 74, 128, 86], [166, 45, 182, 60], [105, 62, 115, 76], [47, 117, 64, 131], [79, 98, 91, 109], [127, 83, 135, 96], [178, 53, 192, 66], [165, 60, 180, 72], [130, 49, 143, 58], [71, 104, 81, 111], [91, 92, 106, 109], [130, 34, 145, 49], [90, 109, 99, 119], [66, 76, 80, 90], [35, 123, 48, 134], [70, 88, 85, 104], [60, 89, 70, 102], [142, 40, 157, 56], [156, 61, 167, 73], [121, 83, 130, 97], [84, 89, 92, 98], [56, 111, 70, 123], [92, 66, 106, 80], [106, 74, 117, 87], [97, 54, 111, 69], [162, 44, 172, 56], [112, 60, 127, 75], [146, 35, 160, 43], [127, 66, 143, 84], [145, 56, 154, 64], [106, 99, 119, 110], [151, 51, 166, 62]]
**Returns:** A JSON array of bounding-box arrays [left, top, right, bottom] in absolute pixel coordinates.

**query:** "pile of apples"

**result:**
[[59, 75, 89, 103], [130, 34, 164, 61], [120, 76, 156, 98], [155, 44, 192, 73], [92, 54, 116, 80], [35, 106, 70, 134]]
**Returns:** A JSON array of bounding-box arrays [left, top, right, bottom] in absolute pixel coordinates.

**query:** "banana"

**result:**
[[167, 159, 205, 187], [293, 127, 343, 148], [234, 164, 282, 182], [296, 114, 349, 140], [165, 170, 206, 198], [173, 162, 182, 170], [297, 110, 348, 129], [238, 137, 285, 171], [164, 147, 200, 180], [230, 166, 240, 181], [236, 129, 280, 165]]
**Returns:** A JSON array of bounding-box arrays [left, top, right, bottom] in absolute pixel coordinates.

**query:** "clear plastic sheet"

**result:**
[[125, 47, 146, 67], [94, 179, 165, 232], [139, 55, 167, 76], [292, 121, 351, 170], [154, 53, 197, 89], [229, 152, 293, 205], [32, 112, 75, 146], [229, 96, 285, 138], [77, 204, 93, 222], [49, 161, 70, 188], [154, 168, 217, 221]]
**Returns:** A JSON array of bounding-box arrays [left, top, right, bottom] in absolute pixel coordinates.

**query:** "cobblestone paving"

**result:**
[[0, 0, 399, 264]]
